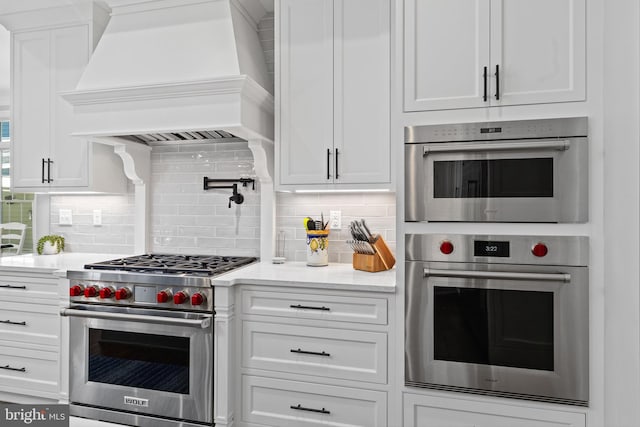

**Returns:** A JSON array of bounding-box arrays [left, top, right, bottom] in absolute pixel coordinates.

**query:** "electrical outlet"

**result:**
[[93, 209, 102, 226], [59, 209, 73, 225], [329, 210, 342, 230]]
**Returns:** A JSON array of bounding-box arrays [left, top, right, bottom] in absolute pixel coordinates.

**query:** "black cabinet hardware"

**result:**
[[289, 304, 330, 311], [495, 64, 500, 100], [335, 148, 339, 179], [483, 66, 488, 102], [0, 365, 26, 372], [327, 148, 331, 180], [290, 404, 330, 415], [41, 158, 46, 184], [0, 320, 26, 326], [290, 348, 331, 357], [0, 285, 26, 289], [47, 158, 53, 182]]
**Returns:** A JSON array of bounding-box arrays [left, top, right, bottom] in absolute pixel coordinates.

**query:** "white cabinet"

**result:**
[[404, 0, 586, 111], [0, 272, 61, 401], [237, 286, 393, 427], [404, 393, 586, 427], [11, 24, 127, 193], [277, 0, 391, 189]]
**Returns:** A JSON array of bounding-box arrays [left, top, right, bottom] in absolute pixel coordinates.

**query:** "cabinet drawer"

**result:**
[[0, 345, 58, 397], [241, 289, 388, 325], [404, 393, 586, 427], [242, 375, 386, 427], [0, 275, 58, 303], [0, 302, 59, 347], [243, 321, 387, 384]]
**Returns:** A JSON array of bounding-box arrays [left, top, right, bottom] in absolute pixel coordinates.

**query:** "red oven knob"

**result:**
[[99, 287, 114, 299], [69, 285, 84, 297], [173, 291, 189, 305], [440, 240, 454, 255], [115, 287, 131, 301], [157, 290, 172, 303], [191, 293, 205, 306], [84, 286, 99, 298], [532, 242, 549, 257]]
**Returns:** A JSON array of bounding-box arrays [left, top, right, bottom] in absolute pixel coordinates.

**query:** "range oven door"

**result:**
[[404, 137, 588, 223], [405, 261, 589, 405], [65, 305, 213, 424]]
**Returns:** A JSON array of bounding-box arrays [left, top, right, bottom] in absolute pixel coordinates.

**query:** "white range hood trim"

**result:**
[[61, 75, 274, 142]]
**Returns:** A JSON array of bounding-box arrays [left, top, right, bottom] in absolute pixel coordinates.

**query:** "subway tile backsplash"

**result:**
[[49, 142, 397, 263]]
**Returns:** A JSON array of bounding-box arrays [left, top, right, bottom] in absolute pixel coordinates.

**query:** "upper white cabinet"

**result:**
[[404, 0, 586, 111], [277, 0, 391, 189], [11, 21, 127, 193]]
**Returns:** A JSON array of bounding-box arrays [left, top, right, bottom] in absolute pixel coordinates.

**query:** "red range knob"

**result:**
[[99, 287, 114, 299], [84, 286, 98, 298], [69, 285, 84, 297], [157, 290, 172, 303], [191, 293, 205, 306], [173, 291, 189, 305], [115, 287, 131, 301]]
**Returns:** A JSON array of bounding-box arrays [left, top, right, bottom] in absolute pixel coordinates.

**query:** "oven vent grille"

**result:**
[[116, 130, 246, 145]]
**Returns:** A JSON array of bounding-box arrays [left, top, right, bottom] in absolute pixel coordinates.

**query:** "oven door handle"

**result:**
[[423, 140, 570, 155], [60, 308, 212, 328], [423, 268, 571, 283]]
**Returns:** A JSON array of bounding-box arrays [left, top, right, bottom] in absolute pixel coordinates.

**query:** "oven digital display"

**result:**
[[474, 240, 510, 257]]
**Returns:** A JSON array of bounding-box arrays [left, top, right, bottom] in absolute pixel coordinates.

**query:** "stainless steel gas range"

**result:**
[[63, 254, 256, 427]]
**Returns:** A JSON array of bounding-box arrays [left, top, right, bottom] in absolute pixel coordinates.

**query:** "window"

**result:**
[[0, 122, 34, 254]]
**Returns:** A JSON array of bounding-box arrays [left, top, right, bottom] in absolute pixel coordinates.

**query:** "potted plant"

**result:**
[[37, 235, 65, 255]]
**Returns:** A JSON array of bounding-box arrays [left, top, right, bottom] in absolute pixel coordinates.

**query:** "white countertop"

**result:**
[[0, 253, 125, 276], [212, 261, 396, 293]]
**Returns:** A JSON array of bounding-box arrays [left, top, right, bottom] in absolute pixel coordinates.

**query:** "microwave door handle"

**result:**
[[423, 140, 571, 155], [60, 308, 212, 329], [423, 268, 571, 283]]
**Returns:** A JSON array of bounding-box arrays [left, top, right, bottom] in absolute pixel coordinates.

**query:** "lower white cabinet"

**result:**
[[242, 375, 387, 427], [404, 393, 586, 427], [237, 286, 394, 427], [0, 271, 60, 401]]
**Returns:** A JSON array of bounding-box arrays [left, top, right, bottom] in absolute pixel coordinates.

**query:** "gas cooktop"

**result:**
[[84, 254, 257, 277]]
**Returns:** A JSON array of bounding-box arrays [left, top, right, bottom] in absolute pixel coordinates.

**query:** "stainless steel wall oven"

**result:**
[[405, 117, 588, 223], [405, 234, 589, 406]]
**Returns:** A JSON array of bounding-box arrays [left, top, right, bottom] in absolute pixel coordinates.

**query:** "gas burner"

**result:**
[[85, 254, 257, 276]]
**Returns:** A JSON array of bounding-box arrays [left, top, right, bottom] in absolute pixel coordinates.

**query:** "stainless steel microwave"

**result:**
[[405, 117, 588, 223]]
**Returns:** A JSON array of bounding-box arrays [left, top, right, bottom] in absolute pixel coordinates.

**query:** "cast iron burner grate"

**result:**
[[84, 254, 256, 276]]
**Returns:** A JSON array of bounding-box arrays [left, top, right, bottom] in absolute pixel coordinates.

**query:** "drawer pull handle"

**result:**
[[290, 348, 331, 357], [0, 320, 26, 326], [0, 364, 26, 372], [289, 304, 330, 311], [290, 404, 331, 415], [0, 285, 26, 289]]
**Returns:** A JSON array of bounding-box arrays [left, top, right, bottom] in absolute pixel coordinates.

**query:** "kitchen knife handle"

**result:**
[[335, 148, 339, 180], [483, 66, 488, 102], [326, 148, 331, 180], [495, 64, 500, 100]]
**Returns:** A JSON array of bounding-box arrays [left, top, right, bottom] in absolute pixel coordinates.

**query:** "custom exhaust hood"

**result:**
[[62, 0, 274, 143], [62, 0, 275, 259]]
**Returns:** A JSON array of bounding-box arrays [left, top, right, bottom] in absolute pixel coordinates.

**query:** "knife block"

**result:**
[[352, 236, 396, 272]]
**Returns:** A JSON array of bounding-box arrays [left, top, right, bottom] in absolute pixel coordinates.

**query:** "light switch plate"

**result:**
[[93, 209, 102, 226], [59, 209, 72, 225]]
